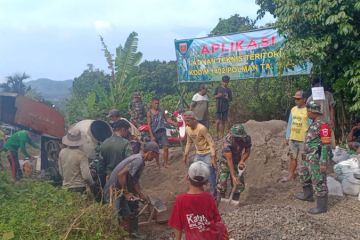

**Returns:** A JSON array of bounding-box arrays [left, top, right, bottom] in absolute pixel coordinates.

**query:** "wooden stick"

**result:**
[[63, 206, 91, 240]]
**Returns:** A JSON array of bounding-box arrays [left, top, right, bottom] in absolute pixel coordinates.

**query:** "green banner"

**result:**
[[174, 28, 312, 82]]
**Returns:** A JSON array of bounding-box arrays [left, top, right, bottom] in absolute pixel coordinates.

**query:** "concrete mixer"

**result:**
[[72, 119, 113, 160]]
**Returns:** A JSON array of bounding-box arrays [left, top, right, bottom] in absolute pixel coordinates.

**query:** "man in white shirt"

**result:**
[[190, 84, 209, 129]]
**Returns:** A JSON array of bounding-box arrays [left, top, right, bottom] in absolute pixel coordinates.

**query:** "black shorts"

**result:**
[[216, 111, 229, 121], [154, 129, 169, 147]]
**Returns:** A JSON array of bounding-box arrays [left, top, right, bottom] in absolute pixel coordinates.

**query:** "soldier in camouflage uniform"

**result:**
[[216, 124, 251, 202], [128, 92, 147, 127], [296, 101, 331, 214]]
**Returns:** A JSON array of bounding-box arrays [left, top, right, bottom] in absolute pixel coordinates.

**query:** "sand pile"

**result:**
[[141, 119, 289, 203], [241, 120, 288, 190]]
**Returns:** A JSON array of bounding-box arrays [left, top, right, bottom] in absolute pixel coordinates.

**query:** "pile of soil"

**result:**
[[141, 120, 289, 203], [239, 120, 288, 193], [139, 120, 360, 240]]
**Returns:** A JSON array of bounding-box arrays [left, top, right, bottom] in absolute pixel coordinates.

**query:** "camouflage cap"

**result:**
[[306, 101, 322, 114], [230, 124, 247, 137]]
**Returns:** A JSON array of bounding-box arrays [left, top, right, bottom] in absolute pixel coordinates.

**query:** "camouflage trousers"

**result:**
[[216, 158, 245, 195], [299, 153, 328, 197]]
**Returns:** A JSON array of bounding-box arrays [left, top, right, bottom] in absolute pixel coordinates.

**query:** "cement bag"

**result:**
[[334, 157, 360, 182], [332, 146, 350, 163], [342, 173, 360, 196], [327, 176, 344, 196]]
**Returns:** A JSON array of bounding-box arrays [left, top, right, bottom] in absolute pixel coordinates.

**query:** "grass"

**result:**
[[0, 172, 127, 240]]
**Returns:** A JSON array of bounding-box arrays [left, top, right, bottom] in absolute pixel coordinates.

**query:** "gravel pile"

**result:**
[[222, 204, 360, 240]]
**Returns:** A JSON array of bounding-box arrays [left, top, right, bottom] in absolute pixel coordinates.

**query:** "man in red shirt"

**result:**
[[168, 161, 229, 240]]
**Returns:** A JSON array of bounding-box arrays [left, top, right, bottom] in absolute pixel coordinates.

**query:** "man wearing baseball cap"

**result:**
[[283, 90, 310, 182], [103, 141, 160, 238], [217, 124, 252, 204], [296, 101, 331, 214], [168, 161, 229, 240]]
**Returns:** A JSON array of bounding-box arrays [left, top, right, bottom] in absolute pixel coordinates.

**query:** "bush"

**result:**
[[0, 174, 127, 240]]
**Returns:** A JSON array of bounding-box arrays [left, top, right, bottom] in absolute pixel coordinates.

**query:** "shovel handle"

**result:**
[[227, 185, 237, 205]]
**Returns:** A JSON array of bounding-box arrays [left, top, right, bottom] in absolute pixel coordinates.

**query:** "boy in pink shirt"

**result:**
[[168, 161, 229, 240]]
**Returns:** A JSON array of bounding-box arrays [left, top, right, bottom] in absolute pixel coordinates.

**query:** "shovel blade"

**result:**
[[219, 198, 239, 206]]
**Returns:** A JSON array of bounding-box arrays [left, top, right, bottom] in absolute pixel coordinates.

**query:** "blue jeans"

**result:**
[[194, 153, 217, 198]]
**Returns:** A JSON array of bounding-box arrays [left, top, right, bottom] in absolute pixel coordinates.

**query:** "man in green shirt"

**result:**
[[4, 130, 38, 180], [99, 119, 133, 187]]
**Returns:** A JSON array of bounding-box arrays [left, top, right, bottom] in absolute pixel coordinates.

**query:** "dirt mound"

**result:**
[[141, 120, 289, 203], [242, 120, 288, 190], [141, 147, 188, 203]]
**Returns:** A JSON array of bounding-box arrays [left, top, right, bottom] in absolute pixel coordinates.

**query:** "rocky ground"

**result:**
[[138, 120, 360, 239], [223, 181, 360, 240]]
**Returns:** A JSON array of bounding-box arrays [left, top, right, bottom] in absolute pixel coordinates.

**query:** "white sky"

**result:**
[[0, 0, 274, 81]]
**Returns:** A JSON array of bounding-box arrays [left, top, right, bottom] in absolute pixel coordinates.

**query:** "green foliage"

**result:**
[[72, 68, 110, 99], [1, 73, 31, 95], [229, 76, 309, 122], [256, 0, 277, 19], [64, 68, 111, 124], [210, 14, 257, 35], [65, 32, 143, 124], [112, 32, 143, 107], [273, 0, 360, 109], [100, 36, 115, 82], [0, 173, 126, 240], [254, 0, 360, 140], [136, 60, 178, 96]]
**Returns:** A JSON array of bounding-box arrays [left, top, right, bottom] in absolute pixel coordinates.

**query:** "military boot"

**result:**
[[128, 216, 145, 240], [295, 186, 314, 201], [232, 192, 240, 201], [308, 194, 328, 214]]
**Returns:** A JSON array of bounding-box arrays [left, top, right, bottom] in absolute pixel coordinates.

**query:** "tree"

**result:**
[[101, 32, 142, 109], [256, 0, 360, 140], [72, 67, 110, 99], [210, 14, 256, 35], [1, 73, 31, 95], [135, 60, 178, 95], [255, 0, 276, 19]]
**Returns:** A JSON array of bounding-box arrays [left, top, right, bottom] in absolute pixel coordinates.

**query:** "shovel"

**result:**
[[220, 165, 246, 207]]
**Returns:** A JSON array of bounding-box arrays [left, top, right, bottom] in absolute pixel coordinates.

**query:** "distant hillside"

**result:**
[[25, 78, 73, 102]]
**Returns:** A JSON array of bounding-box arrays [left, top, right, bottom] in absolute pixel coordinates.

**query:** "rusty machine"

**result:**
[[0, 93, 66, 181]]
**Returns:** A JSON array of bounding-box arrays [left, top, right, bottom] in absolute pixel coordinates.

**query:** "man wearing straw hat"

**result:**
[[58, 128, 94, 194], [216, 124, 252, 203]]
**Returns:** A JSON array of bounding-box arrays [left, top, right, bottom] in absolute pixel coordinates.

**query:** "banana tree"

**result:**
[[100, 32, 142, 109]]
